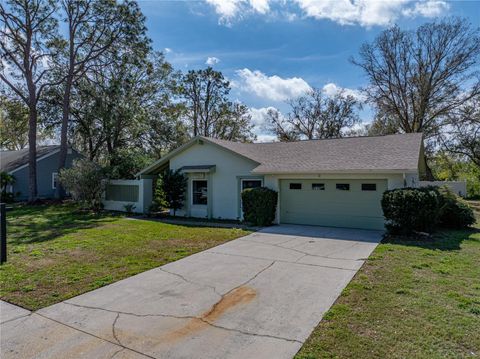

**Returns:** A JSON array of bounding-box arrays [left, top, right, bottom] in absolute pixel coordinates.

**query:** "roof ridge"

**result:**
[[203, 132, 423, 145]]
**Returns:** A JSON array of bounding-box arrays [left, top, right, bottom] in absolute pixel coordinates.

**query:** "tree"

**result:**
[[180, 67, 255, 141], [351, 18, 480, 177], [54, 0, 149, 198], [0, 96, 29, 150], [63, 51, 181, 166], [58, 158, 105, 211], [212, 102, 256, 142], [266, 88, 361, 141], [0, 0, 60, 201], [442, 96, 480, 167], [105, 148, 152, 180], [160, 169, 187, 216]]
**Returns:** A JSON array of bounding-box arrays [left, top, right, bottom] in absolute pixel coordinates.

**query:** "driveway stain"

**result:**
[[162, 286, 256, 344]]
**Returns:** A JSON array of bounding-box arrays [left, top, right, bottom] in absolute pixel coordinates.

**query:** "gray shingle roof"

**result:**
[[204, 133, 423, 173], [0, 146, 60, 172]]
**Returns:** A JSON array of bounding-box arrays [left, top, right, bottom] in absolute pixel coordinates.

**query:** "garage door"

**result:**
[[280, 179, 387, 230]]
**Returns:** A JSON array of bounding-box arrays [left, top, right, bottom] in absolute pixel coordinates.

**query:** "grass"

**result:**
[[0, 203, 251, 310], [296, 201, 480, 359]]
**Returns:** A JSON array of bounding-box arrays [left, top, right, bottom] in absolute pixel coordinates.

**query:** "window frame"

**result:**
[[311, 183, 325, 191], [52, 172, 58, 190], [336, 183, 350, 191], [191, 179, 208, 206], [361, 183, 377, 191], [289, 183, 302, 190], [241, 178, 263, 191]]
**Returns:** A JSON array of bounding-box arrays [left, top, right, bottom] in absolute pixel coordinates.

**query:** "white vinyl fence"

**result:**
[[418, 180, 467, 197], [102, 179, 153, 213]]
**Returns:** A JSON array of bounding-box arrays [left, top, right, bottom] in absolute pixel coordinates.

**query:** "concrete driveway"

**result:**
[[1, 225, 382, 359]]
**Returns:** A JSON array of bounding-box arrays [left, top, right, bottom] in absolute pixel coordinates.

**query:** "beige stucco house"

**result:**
[[138, 133, 426, 230]]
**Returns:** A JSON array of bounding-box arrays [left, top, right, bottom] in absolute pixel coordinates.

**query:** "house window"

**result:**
[[242, 179, 262, 191], [336, 183, 350, 191], [312, 183, 325, 191], [192, 180, 208, 205], [362, 183, 377, 191], [289, 183, 302, 190], [52, 172, 58, 189]]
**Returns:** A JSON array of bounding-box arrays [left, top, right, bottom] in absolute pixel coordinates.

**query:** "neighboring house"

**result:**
[[0, 146, 82, 201], [138, 133, 426, 230]]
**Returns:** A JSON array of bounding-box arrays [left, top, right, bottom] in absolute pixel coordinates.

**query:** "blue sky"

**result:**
[[137, 0, 480, 141]]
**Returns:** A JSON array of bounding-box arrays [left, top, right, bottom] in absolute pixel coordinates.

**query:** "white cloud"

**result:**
[[205, 56, 220, 65], [294, 0, 449, 27], [164, 47, 172, 54], [206, 0, 271, 24], [402, 0, 449, 17], [322, 83, 365, 101], [249, 106, 276, 126], [249, 106, 282, 142], [236, 68, 311, 101], [256, 134, 278, 143], [205, 0, 449, 27]]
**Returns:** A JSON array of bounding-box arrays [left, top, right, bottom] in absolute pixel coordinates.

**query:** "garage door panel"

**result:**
[[280, 179, 386, 230]]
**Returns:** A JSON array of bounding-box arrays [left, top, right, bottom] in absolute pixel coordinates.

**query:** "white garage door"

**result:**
[[280, 179, 387, 230]]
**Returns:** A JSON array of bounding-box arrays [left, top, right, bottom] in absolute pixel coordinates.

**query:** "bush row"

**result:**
[[382, 186, 475, 234]]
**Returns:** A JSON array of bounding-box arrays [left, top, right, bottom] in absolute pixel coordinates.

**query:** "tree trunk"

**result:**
[[56, 79, 72, 199], [27, 105, 37, 202], [423, 155, 435, 181]]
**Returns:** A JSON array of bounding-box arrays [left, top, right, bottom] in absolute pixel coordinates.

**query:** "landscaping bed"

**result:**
[[296, 201, 480, 358], [0, 203, 251, 310]]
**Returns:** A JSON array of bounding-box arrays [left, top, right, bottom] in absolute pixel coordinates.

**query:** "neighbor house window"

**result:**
[[289, 183, 302, 190], [362, 183, 377, 191], [312, 183, 325, 191], [52, 172, 58, 189], [336, 183, 350, 191], [192, 180, 208, 205]]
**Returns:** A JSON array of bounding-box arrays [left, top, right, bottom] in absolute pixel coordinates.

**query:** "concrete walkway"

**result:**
[[1, 225, 382, 359]]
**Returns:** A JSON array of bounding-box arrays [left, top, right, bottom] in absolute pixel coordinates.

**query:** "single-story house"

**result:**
[[0, 146, 82, 201], [137, 133, 426, 230]]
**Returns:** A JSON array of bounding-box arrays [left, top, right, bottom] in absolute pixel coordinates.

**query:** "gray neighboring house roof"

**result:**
[[1, 146, 60, 173], [139, 133, 424, 176]]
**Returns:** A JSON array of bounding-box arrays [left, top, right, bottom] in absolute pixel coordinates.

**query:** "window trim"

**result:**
[[289, 183, 302, 190], [361, 183, 377, 191], [311, 183, 325, 191], [191, 179, 208, 206], [336, 183, 350, 191], [52, 172, 58, 190]]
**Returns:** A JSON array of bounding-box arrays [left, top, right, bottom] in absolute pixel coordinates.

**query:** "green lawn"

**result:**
[[296, 202, 480, 359], [0, 203, 251, 310]]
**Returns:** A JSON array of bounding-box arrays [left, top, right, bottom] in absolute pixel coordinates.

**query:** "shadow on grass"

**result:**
[[6, 203, 119, 245], [383, 226, 479, 251]]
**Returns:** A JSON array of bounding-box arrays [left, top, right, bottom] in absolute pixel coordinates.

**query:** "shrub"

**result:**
[[148, 179, 168, 213], [124, 203, 136, 214], [241, 187, 278, 226], [59, 159, 105, 211], [0, 171, 15, 203], [160, 169, 187, 216], [437, 186, 475, 228], [381, 187, 441, 234]]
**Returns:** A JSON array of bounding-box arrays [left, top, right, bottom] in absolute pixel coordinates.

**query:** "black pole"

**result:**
[[1, 203, 6, 264]]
